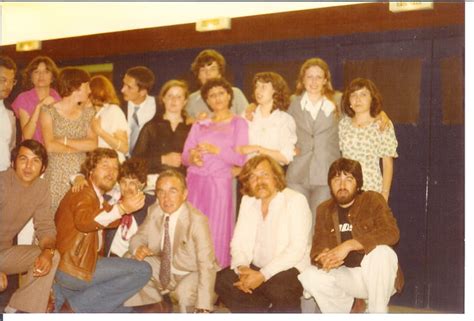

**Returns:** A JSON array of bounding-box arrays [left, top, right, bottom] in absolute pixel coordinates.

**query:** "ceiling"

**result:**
[[0, 1, 365, 46]]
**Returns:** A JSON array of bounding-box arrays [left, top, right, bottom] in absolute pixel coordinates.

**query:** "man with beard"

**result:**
[[297, 158, 404, 313], [215, 155, 312, 312], [53, 148, 152, 312]]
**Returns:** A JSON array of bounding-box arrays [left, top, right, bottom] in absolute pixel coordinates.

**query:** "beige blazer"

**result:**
[[129, 201, 218, 309]]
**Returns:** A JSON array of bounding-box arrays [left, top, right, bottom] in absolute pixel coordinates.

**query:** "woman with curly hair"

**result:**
[[240, 72, 297, 166]]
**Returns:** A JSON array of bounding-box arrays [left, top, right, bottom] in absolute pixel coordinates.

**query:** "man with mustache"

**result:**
[[215, 155, 312, 312], [53, 148, 152, 312], [297, 158, 404, 313]]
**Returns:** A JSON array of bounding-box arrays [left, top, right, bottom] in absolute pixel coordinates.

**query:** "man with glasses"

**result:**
[[215, 155, 312, 312], [0, 55, 20, 171]]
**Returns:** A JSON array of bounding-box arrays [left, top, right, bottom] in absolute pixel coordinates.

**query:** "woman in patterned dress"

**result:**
[[339, 78, 398, 201], [40, 68, 97, 214]]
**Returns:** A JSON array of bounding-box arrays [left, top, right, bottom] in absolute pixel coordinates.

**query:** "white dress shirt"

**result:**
[[0, 100, 14, 171], [300, 92, 335, 120], [230, 188, 312, 281], [127, 95, 156, 134], [92, 183, 122, 251]]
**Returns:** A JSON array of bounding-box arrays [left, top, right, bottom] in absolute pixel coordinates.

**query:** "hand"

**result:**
[[41, 96, 56, 106], [91, 116, 103, 136], [244, 103, 257, 121], [120, 191, 145, 214], [33, 250, 54, 277], [375, 110, 391, 132], [162, 152, 182, 168], [0, 272, 7, 292], [197, 142, 220, 155], [233, 266, 253, 293], [294, 147, 301, 156], [235, 267, 265, 293], [189, 148, 203, 167], [238, 145, 259, 155], [317, 244, 351, 272], [196, 112, 209, 121], [134, 245, 154, 261], [72, 175, 88, 193]]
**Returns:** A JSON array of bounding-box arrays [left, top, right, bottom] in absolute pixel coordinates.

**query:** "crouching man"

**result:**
[[125, 169, 218, 313], [298, 158, 404, 313], [54, 148, 152, 312]]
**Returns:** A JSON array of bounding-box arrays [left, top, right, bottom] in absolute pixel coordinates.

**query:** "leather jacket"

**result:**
[[55, 183, 119, 281]]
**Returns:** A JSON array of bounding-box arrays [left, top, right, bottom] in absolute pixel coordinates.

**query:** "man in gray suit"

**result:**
[[126, 169, 218, 313]]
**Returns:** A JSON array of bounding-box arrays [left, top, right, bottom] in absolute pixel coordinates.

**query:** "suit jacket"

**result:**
[[311, 191, 404, 292], [129, 201, 218, 309], [55, 182, 120, 281], [286, 94, 340, 186]]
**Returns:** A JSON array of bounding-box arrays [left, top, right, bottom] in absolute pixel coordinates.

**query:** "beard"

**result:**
[[331, 188, 357, 206]]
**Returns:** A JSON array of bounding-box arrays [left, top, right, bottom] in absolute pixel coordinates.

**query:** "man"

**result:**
[[54, 148, 152, 313], [121, 66, 156, 155], [215, 155, 312, 312], [126, 169, 218, 313], [186, 49, 248, 121], [298, 158, 404, 313], [0, 139, 59, 313], [105, 158, 155, 257], [0, 55, 20, 171]]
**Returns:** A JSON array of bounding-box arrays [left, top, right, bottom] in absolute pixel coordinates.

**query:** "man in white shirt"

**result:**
[[54, 148, 152, 312], [126, 169, 218, 313], [215, 155, 312, 312], [0, 56, 19, 171], [120, 66, 156, 156]]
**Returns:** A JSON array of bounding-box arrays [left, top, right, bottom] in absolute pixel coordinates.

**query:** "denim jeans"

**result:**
[[54, 257, 152, 313]]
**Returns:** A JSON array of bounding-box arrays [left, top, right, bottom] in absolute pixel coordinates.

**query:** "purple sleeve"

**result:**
[[216, 117, 248, 166], [182, 123, 200, 167]]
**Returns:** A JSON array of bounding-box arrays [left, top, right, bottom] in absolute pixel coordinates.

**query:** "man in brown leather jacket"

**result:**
[[298, 158, 403, 313], [54, 148, 152, 312]]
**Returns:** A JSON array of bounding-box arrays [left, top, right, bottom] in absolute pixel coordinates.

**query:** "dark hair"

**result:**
[[327, 158, 363, 192], [0, 55, 17, 73], [22, 56, 59, 90], [119, 158, 148, 185], [239, 155, 286, 197], [57, 67, 90, 97], [156, 169, 187, 190], [253, 72, 290, 112], [90, 75, 120, 106], [125, 66, 155, 92], [12, 139, 48, 174], [156, 79, 189, 118], [295, 58, 335, 100], [200, 77, 234, 107], [342, 77, 383, 118], [80, 148, 118, 178], [191, 49, 226, 78]]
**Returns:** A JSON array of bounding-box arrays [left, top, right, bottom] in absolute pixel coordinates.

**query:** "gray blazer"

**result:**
[[286, 94, 340, 186], [129, 201, 218, 309]]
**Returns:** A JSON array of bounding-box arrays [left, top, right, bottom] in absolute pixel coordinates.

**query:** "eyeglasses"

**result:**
[[0, 77, 17, 86]]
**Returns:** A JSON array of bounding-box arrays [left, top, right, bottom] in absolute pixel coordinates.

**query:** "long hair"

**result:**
[[90, 75, 120, 107], [80, 148, 118, 178], [295, 58, 335, 101], [21, 56, 59, 90], [156, 79, 189, 119], [252, 72, 290, 112], [341, 77, 383, 118], [239, 155, 286, 197]]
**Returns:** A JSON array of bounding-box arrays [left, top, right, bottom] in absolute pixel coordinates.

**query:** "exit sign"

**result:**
[[389, 2, 434, 13]]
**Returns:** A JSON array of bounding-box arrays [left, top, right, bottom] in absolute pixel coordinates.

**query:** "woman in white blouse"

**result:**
[[240, 72, 297, 165]]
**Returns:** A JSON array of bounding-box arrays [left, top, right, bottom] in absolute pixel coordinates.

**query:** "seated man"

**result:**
[[0, 139, 59, 313], [125, 169, 218, 313], [215, 155, 312, 313], [298, 158, 404, 313], [54, 148, 152, 313]]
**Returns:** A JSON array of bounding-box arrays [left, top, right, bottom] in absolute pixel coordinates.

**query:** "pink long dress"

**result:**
[[182, 116, 248, 268]]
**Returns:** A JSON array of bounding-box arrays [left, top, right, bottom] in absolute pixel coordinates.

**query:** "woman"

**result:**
[[133, 79, 191, 176], [12, 56, 61, 143], [40, 67, 97, 214], [286, 58, 341, 220], [182, 78, 248, 268], [240, 72, 296, 166], [339, 78, 398, 201], [89, 75, 129, 162]]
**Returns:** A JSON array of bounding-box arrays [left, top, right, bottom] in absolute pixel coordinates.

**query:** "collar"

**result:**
[[91, 182, 105, 205], [300, 92, 335, 119]]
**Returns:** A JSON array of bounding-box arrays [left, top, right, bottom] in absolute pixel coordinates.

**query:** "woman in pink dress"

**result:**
[[182, 78, 248, 268], [11, 56, 61, 143]]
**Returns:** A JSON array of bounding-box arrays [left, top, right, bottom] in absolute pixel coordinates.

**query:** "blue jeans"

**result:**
[[54, 257, 152, 313]]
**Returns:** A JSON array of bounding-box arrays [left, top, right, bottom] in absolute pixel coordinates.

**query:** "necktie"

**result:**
[[129, 106, 140, 154], [159, 215, 171, 289]]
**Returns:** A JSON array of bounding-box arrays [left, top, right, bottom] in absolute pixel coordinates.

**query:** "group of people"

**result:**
[[0, 48, 402, 314]]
